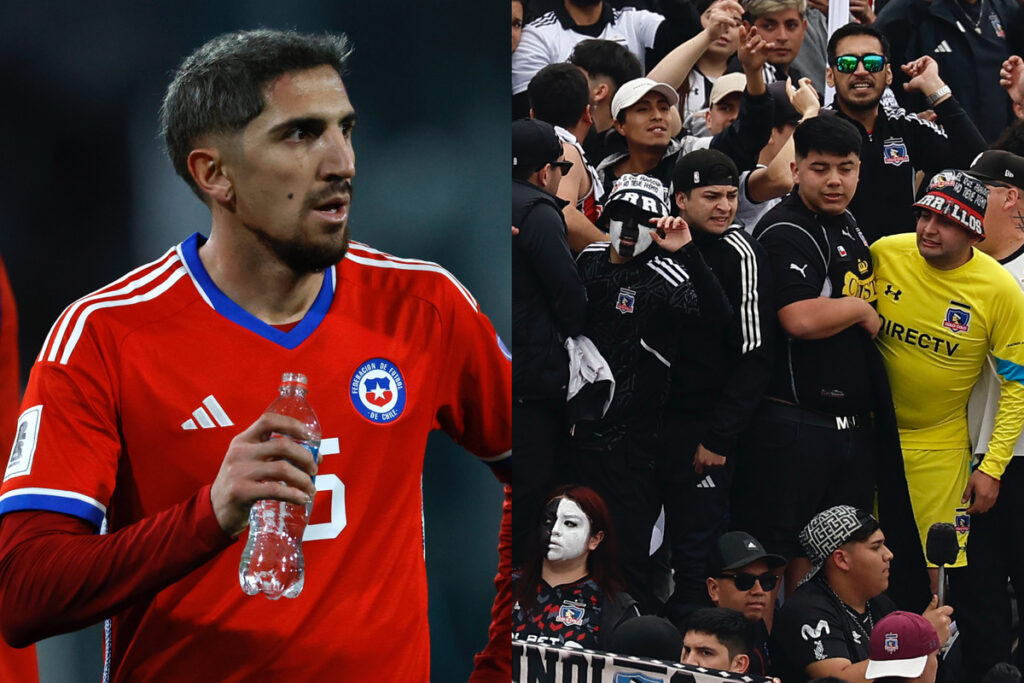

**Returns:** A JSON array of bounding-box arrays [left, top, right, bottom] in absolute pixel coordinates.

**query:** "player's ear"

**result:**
[[188, 147, 234, 207], [588, 530, 604, 551]]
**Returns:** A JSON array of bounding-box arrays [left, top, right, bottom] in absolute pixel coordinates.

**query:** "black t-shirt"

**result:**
[[753, 192, 877, 415], [770, 577, 897, 682], [512, 576, 605, 650]]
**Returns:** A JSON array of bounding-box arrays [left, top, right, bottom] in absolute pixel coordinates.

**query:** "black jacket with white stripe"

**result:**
[[828, 97, 986, 244], [572, 241, 731, 453], [666, 226, 775, 460]]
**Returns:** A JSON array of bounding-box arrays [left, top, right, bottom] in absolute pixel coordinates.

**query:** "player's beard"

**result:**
[[251, 227, 350, 275], [247, 181, 354, 274]]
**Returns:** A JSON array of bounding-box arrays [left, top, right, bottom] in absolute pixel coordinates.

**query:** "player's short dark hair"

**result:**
[[161, 29, 353, 200], [684, 607, 753, 661], [569, 39, 643, 92], [826, 23, 890, 65], [529, 63, 590, 130], [793, 114, 862, 161]]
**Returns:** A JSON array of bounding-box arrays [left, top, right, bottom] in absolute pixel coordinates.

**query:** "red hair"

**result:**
[[515, 484, 626, 608]]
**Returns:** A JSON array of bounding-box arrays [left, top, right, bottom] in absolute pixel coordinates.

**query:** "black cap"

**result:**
[[968, 150, 1024, 191], [707, 531, 786, 575], [607, 615, 683, 661], [767, 81, 801, 128], [512, 118, 562, 173], [673, 148, 739, 192]]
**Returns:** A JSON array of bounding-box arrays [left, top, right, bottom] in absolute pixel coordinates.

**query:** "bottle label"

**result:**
[[350, 358, 407, 424]]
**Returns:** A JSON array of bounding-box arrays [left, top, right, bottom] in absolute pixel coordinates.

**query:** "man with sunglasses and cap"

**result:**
[[572, 173, 731, 613], [825, 24, 986, 245], [872, 168, 1024, 593], [512, 118, 588, 567], [772, 506, 953, 683], [704, 531, 786, 675]]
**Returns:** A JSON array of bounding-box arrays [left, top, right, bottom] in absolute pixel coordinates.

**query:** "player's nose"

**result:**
[[319, 127, 355, 181]]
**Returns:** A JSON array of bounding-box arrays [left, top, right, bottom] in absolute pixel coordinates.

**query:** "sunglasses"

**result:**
[[719, 571, 778, 591], [834, 53, 886, 74], [549, 160, 574, 173]]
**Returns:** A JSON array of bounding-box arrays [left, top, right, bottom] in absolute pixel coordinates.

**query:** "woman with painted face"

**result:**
[[511, 485, 640, 651]]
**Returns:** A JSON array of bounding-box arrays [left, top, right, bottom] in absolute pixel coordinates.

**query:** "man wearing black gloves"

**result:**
[[573, 173, 731, 613], [512, 118, 588, 565], [660, 149, 775, 614]]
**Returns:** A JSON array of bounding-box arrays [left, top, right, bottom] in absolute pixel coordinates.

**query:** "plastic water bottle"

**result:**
[[239, 372, 321, 599]]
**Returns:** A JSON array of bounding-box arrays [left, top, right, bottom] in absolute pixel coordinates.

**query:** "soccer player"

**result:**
[[0, 29, 510, 681], [872, 169, 1024, 590]]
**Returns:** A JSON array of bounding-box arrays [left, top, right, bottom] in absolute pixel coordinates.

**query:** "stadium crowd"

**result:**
[[509, 0, 1024, 680]]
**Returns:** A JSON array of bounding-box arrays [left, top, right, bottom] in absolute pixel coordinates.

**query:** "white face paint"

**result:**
[[546, 498, 592, 562], [608, 217, 655, 258]]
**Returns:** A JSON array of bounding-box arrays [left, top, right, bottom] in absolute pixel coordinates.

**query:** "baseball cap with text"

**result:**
[[865, 611, 939, 680], [913, 169, 989, 238], [605, 173, 672, 217], [611, 78, 680, 120]]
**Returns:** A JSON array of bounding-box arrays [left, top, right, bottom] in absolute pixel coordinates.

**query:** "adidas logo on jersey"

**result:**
[[934, 40, 952, 53], [696, 475, 716, 489], [181, 395, 234, 430]]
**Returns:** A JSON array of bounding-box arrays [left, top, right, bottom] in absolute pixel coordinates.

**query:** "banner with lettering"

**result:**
[[513, 641, 776, 682]]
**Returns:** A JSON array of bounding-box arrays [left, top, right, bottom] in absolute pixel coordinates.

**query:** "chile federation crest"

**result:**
[[351, 358, 407, 423]]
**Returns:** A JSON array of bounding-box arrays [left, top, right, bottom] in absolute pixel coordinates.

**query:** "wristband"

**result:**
[[926, 85, 951, 106]]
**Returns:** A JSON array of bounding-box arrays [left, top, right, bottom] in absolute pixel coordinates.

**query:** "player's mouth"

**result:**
[[647, 125, 667, 135], [850, 81, 875, 91], [823, 192, 844, 202], [311, 195, 350, 223], [920, 236, 940, 248]]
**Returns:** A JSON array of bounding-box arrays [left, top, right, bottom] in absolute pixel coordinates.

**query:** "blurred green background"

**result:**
[[0, 1, 508, 680]]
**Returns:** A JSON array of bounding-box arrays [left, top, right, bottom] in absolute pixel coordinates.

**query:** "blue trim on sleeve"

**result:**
[[0, 494, 105, 529], [179, 233, 334, 349], [995, 356, 1024, 385]]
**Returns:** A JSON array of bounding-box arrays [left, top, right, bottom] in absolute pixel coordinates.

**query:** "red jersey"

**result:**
[[0, 233, 510, 681], [0, 255, 39, 682]]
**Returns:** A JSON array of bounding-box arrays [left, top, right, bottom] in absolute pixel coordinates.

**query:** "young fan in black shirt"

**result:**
[[772, 506, 952, 682]]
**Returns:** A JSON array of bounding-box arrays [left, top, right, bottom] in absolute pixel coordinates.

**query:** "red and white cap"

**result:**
[[865, 611, 939, 680]]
